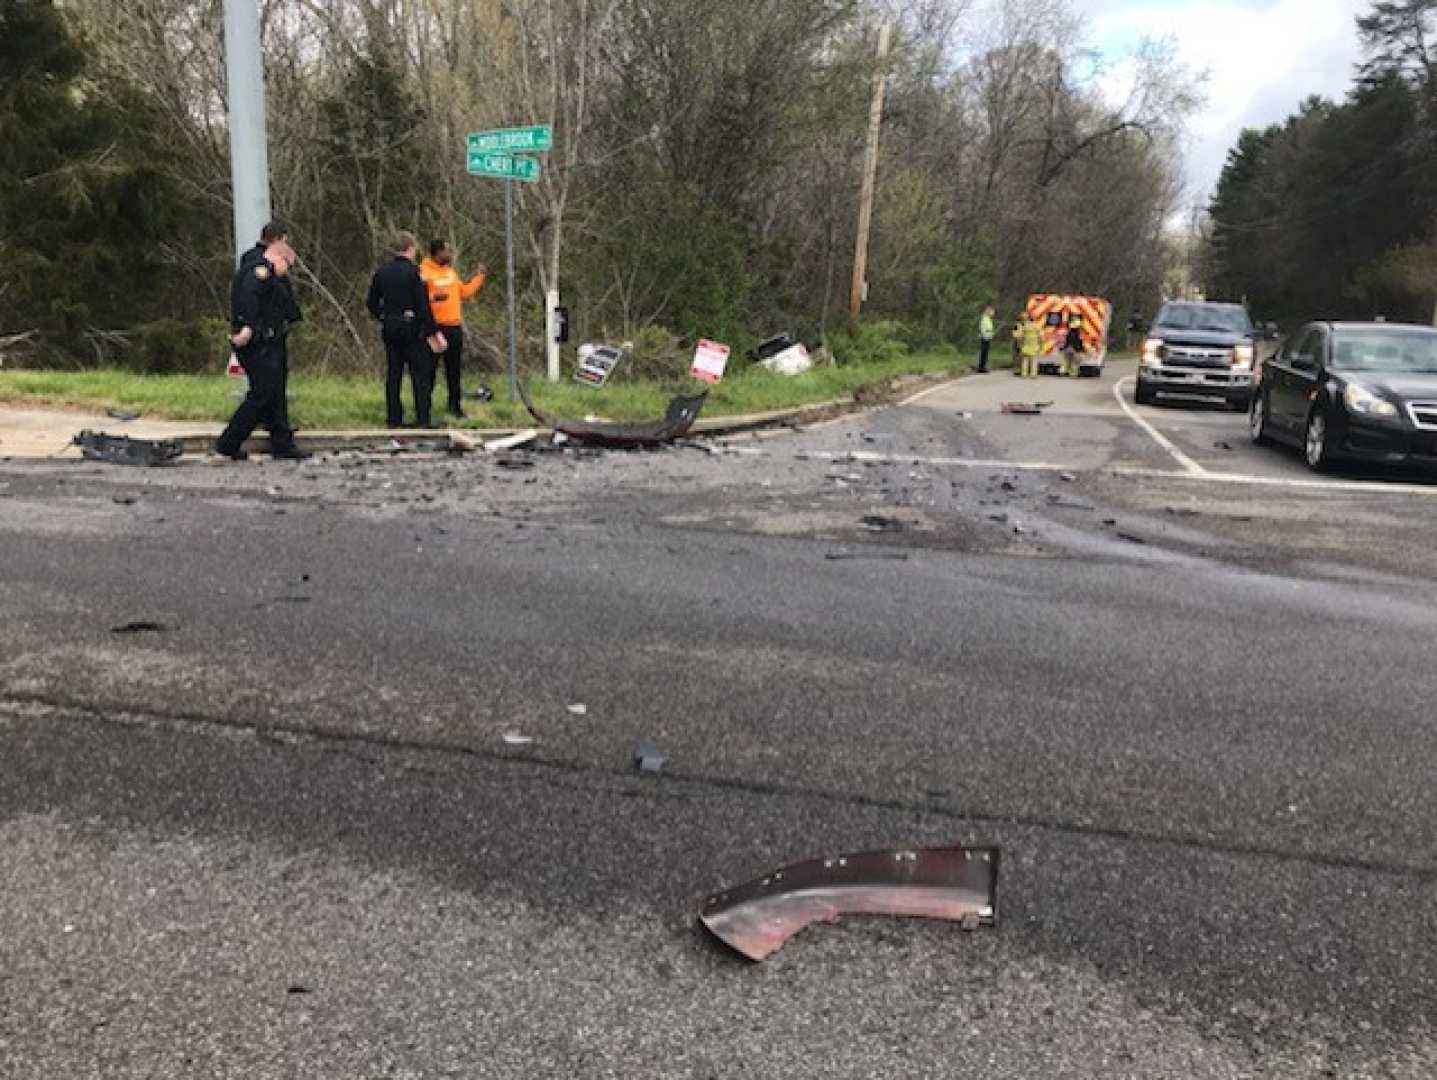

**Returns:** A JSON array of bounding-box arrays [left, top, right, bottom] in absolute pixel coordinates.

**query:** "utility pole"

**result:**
[[223, 0, 272, 264], [849, 22, 892, 323]]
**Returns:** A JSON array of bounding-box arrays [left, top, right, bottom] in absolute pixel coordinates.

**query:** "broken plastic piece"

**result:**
[[701, 845, 999, 962], [634, 740, 666, 774], [106, 409, 141, 422], [502, 732, 535, 746], [1000, 401, 1052, 415], [74, 430, 183, 467], [518, 379, 707, 449]]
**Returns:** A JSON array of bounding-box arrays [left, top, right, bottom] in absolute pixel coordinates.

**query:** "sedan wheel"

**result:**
[[1304, 408, 1332, 472], [1249, 392, 1273, 445]]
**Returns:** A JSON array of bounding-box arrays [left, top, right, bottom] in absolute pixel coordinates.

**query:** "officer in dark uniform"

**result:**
[[229, 222, 303, 439], [366, 231, 445, 428], [214, 238, 309, 461]]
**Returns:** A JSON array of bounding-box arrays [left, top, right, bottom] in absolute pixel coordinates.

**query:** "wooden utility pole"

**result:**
[[850, 22, 893, 323]]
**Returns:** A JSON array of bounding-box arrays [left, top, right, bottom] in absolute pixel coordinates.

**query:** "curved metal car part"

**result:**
[[700, 845, 999, 962], [517, 378, 708, 449]]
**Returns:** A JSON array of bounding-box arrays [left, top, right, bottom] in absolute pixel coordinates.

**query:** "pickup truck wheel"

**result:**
[[1134, 379, 1156, 406]]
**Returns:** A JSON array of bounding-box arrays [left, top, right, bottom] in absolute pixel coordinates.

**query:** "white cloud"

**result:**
[[1085, 0, 1366, 202]]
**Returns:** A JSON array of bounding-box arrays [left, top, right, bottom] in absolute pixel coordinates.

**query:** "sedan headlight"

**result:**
[[1343, 382, 1398, 418], [1232, 343, 1254, 368], [1142, 338, 1165, 364]]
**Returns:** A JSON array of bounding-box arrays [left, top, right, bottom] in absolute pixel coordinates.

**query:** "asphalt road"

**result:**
[[2, 365, 1435, 1077]]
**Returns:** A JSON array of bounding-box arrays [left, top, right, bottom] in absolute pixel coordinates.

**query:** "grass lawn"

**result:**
[[0, 348, 972, 430]]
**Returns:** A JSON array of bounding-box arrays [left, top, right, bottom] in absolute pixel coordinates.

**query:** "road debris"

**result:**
[[1214, 441, 1234, 451], [518, 378, 707, 449], [111, 494, 139, 506], [1116, 531, 1148, 545], [502, 732, 535, 746], [74, 431, 183, 467], [700, 845, 1000, 962], [1001, 401, 1053, 415], [485, 430, 541, 453], [825, 552, 911, 562], [1060, 471, 1076, 482], [105, 409, 141, 422], [495, 455, 536, 471], [634, 740, 667, 774], [861, 515, 905, 533], [111, 621, 169, 634], [567, 703, 588, 716]]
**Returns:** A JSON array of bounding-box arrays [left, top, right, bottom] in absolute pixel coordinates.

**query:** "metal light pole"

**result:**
[[223, 0, 272, 263], [505, 179, 519, 401]]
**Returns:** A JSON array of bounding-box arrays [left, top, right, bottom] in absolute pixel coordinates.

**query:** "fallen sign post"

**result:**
[[466, 124, 552, 401]]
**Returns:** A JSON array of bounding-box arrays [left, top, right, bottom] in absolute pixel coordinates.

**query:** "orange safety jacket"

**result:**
[[419, 257, 485, 328]]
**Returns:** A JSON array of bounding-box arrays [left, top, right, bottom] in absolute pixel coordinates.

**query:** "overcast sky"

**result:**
[[1082, 0, 1368, 204]]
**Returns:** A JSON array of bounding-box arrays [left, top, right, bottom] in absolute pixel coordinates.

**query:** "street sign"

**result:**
[[691, 339, 731, 384], [467, 125, 554, 154], [467, 152, 541, 182], [464, 123, 553, 401]]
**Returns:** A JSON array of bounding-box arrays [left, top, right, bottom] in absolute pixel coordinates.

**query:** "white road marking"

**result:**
[[897, 377, 966, 408], [730, 446, 1437, 497], [1113, 377, 1207, 476]]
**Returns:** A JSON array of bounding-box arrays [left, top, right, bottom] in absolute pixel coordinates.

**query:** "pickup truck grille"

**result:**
[[1407, 401, 1437, 431], [1164, 345, 1233, 370]]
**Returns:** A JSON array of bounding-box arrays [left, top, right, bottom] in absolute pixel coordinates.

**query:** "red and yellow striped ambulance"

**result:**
[[1024, 294, 1113, 377]]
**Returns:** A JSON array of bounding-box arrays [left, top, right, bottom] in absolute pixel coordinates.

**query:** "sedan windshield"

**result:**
[[1331, 329, 1437, 374], [1154, 304, 1253, 335]]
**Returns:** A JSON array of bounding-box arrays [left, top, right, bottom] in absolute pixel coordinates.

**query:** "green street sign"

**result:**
[[467, 125, 554, 154], [466, 152, 541, 182]]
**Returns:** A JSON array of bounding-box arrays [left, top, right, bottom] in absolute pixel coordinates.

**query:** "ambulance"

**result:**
[[1024, 294, 1113, 377]]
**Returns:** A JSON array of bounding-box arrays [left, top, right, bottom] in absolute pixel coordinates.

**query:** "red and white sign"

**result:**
[[690, 339, 730, 384]]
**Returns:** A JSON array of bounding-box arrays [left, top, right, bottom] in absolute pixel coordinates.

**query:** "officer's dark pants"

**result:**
[[978, 338, 992, 373], [439, 325, 465, 414], [384, 331, 436, 427], [217, 343, 295, 454]]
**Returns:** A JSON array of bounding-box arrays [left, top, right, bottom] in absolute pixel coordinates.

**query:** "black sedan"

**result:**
[[1250, 321, 1437, 471]]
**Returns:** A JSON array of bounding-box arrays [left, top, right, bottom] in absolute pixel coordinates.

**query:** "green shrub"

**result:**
[[828, 320, 913, 367], [126, 318, 228, 375]]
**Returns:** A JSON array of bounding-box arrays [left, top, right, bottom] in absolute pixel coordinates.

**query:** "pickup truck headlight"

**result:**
[[1142, 338, 1165, 364], [1343, 382, 1398, 418], [1232, 343, 1254, 368]]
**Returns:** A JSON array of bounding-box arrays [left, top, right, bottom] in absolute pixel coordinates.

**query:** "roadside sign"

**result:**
[[467, 125, 554, 154], [575, 345, 625, 388], [464, 122, 553, 401], [691, 339, 731, 384], [467, 152, 541, 182]]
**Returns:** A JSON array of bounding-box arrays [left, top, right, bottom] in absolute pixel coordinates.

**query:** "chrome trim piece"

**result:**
[[1407, 401, 1437, 431]]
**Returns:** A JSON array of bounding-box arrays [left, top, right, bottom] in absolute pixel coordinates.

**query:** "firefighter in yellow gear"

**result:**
[[1015, 314, 1043, 379]]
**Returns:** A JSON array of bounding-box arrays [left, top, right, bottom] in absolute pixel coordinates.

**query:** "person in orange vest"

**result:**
[[419, 239, 487, 418]]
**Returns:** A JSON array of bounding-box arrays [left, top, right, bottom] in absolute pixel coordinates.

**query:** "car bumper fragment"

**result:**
[[700, 845, 999, 962]]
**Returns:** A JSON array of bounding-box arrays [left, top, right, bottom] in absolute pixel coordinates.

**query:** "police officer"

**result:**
[[215, 235, 309, 461], [367, 231, 446, 429], [229, 222, 303, 437]]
